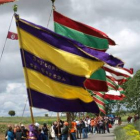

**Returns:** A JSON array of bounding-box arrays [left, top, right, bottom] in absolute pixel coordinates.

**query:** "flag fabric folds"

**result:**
[[92, 92, 106, 114], [0, 0, 15, 5], [54, 11, 116, 49], [7, 31, 18, 40], [54, 10, 119, 92], [103, 64, 133, 85]]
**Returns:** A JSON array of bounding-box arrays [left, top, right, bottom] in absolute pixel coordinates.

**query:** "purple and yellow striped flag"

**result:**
[[15, 14, 123, 113]]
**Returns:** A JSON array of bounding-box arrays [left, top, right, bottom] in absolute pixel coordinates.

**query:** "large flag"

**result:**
[[7, 31, 18, 40], [15, 15, 123, 113], [53, 11, 117, 92], [0, 0, 15, 5]]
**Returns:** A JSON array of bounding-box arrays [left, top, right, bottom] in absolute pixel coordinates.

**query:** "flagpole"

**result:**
[[14, 13, 35, 124], [57, 112, 60, 137], [0, 14, 14, 67]]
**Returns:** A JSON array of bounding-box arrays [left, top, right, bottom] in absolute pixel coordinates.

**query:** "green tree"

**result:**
[[45, 114, 48, 117], [8, 110, 15, 117], [122, 70, 140, 116]]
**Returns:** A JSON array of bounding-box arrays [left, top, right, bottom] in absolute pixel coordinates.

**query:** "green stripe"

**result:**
[[90, 68, 106, 81], [107, 78, 118, 88], [95, 95, 104, 102], [54, 22, 108, 50], [97, 104, 105, 109], [108, 86, 114, 90], [105, 100, 117, 104]]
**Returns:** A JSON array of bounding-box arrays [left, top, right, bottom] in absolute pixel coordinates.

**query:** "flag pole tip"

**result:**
[[13, 4, 18, 13]]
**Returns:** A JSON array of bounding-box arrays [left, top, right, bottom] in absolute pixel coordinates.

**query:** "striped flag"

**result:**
[[54, 11, 116, 48], [103, 64, 133, 85], [93, 92, 106, 114], [92, 66, 132, 113]]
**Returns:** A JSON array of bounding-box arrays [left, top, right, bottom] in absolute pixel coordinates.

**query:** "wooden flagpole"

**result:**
[[57, 112, 60, 137], [14, 11, 35, 124]]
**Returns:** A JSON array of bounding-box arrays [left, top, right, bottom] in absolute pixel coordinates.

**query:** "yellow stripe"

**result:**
[[19, 29, 104, 77], [26, 68, 93, 103]]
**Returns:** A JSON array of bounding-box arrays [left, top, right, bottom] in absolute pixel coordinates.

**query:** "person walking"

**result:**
[[61, 122, 69, 140], [105, 119, 110, 133], [6, 126, 15, 140], [42, 123, 49, 140], [27, 124, 38, 140], [15, 126, 23, 140], [70, 121, 77, 140], [50, 124, 55, 140], [38, 128, 46, 140]]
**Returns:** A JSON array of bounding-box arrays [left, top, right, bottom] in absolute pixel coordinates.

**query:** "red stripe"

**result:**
[[93, 97, 105, 105], [118, 79, 127, 85], [54, 11, 116, 46], [104, 95, 124, 100], [84, 79, 108, 92], [107, 82, 117, 90], [106, 76, 116, 82], [103, 67, 131, 78], [99, 108, 106, 114], [122, 68, 133, 74], [95, 92, 104, 97]]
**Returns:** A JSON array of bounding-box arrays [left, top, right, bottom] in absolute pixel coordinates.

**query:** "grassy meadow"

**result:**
[[0, 116, 66, 135]]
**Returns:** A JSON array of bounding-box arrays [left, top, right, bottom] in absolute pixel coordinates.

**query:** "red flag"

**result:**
[[0, 0, 16, 5], [7, 31, 18, 40]]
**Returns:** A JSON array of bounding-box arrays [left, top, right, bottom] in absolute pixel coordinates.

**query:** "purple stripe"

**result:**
[[18, 19, 96, 61], [21, 49, 85, 87], [27, 88, 99, 113], [16, 15, 124, 67]]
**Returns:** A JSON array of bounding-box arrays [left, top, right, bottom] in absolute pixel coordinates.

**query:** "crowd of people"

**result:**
[[5, 115, 115, 140], [127, 114, 140, 123]]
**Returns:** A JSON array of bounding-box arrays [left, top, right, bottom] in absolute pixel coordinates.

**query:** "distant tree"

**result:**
[[8, 110, 15, 117], [122, 70, 140, 116], [45, 114, 48, 117]]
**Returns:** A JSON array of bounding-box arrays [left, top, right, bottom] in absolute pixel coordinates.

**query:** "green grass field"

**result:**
[[0, 116, 66, 125], [0, 116, 66, 134]]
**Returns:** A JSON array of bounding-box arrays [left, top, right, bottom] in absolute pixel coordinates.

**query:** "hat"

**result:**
[[35, 122, 40, 127], [64, 122, 68, 126], [21, 124, 24, 127]]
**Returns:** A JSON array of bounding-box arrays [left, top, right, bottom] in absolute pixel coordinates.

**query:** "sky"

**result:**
[[0, 0, 140, 117]]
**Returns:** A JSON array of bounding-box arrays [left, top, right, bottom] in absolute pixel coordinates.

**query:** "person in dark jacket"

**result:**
[[53, 121, 62, 140], [21, 125, 29, 140], [42, 123, 49, 140], [15, 126, 23, 140], [61, 122, 69, 140], [38, 128, 46, 140]]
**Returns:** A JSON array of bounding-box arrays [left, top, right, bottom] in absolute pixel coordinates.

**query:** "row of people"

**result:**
[[5, 115, 113, 140]]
